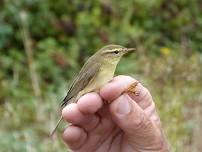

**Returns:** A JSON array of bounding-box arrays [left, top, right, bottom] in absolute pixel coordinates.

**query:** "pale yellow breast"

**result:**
[[76, 60, 118, 100]]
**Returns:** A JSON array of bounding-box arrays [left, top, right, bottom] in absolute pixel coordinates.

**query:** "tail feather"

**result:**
[[50, 115, 63, 139], [50, 96, 76, 139], [60, 96, 75, 109]]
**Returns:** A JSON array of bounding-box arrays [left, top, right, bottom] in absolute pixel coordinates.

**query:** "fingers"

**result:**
[[77, 92, 103, 114], [63, 104, 116, 152], [62, 75, 163, 151], [100, 75, 136, 101], [62, 92, 103, 131], [102, 75, 163, 149], [63, 126, 87, 150], [62, 93, 116, 152]]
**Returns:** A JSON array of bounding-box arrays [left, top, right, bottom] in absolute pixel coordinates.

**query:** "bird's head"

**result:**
[[96, 44, 136, 63]]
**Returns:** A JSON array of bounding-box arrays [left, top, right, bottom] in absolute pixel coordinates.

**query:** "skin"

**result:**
[[62, 75, 170, 152]]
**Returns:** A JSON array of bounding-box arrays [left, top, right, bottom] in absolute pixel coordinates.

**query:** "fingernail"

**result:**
[[116, 95, 131, 115]]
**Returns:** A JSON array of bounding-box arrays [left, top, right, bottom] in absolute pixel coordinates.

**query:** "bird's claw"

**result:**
[[124, 81, 140, 96]]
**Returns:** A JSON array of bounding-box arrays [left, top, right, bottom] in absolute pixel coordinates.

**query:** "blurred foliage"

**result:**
[[0, 0, 202, 151]]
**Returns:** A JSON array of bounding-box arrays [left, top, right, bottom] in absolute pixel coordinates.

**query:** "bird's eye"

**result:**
[[113, 50, 119, 54]]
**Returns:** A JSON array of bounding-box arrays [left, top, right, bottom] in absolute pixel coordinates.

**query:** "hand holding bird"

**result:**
[[61, 75, 170, 152]]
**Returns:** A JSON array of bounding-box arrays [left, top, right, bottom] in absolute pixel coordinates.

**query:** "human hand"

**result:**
[[62, 75, 170, 152]]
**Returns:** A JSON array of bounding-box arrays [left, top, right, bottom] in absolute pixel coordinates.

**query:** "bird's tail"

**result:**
[[60, 96, 75, 109], [50, 115, 63, 139]]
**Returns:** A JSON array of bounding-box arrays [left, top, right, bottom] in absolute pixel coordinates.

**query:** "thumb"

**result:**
[[109, 94, 163, 149]]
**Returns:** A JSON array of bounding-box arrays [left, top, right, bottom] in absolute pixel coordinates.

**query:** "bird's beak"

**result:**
[[124, 48, 136, 53]]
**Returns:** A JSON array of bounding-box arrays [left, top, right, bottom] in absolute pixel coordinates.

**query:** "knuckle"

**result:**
[[133, 112, 151, 130], [142, 88, 153, 103], [144, 102, 156, 117], [82, 115, 100, 131], [95, 117, 114, 135], [134, 86, 153, 104]]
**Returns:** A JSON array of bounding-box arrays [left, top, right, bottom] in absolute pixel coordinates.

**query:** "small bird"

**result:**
[[50, 44, 138, 138]]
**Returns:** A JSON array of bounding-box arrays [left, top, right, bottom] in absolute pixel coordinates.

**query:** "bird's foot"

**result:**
[[124, 81, 140, 96]]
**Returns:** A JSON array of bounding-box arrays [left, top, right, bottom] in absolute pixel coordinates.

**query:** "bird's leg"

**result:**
[[124, 81, 140, 96]]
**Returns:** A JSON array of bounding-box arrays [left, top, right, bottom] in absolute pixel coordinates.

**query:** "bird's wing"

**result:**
[[61, 58, 101, 108]]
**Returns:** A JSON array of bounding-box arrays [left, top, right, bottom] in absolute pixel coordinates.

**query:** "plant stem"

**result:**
[[19, 11, 41, 97]]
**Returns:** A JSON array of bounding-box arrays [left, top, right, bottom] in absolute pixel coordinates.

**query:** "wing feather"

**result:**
[[61, 56, 101, 108]]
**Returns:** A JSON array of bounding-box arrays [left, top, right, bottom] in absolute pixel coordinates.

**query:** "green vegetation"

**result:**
[[0, 0, 202, 151]]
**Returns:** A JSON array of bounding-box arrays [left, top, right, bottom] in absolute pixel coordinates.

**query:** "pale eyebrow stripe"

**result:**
[[103, 48, 121, 53]]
